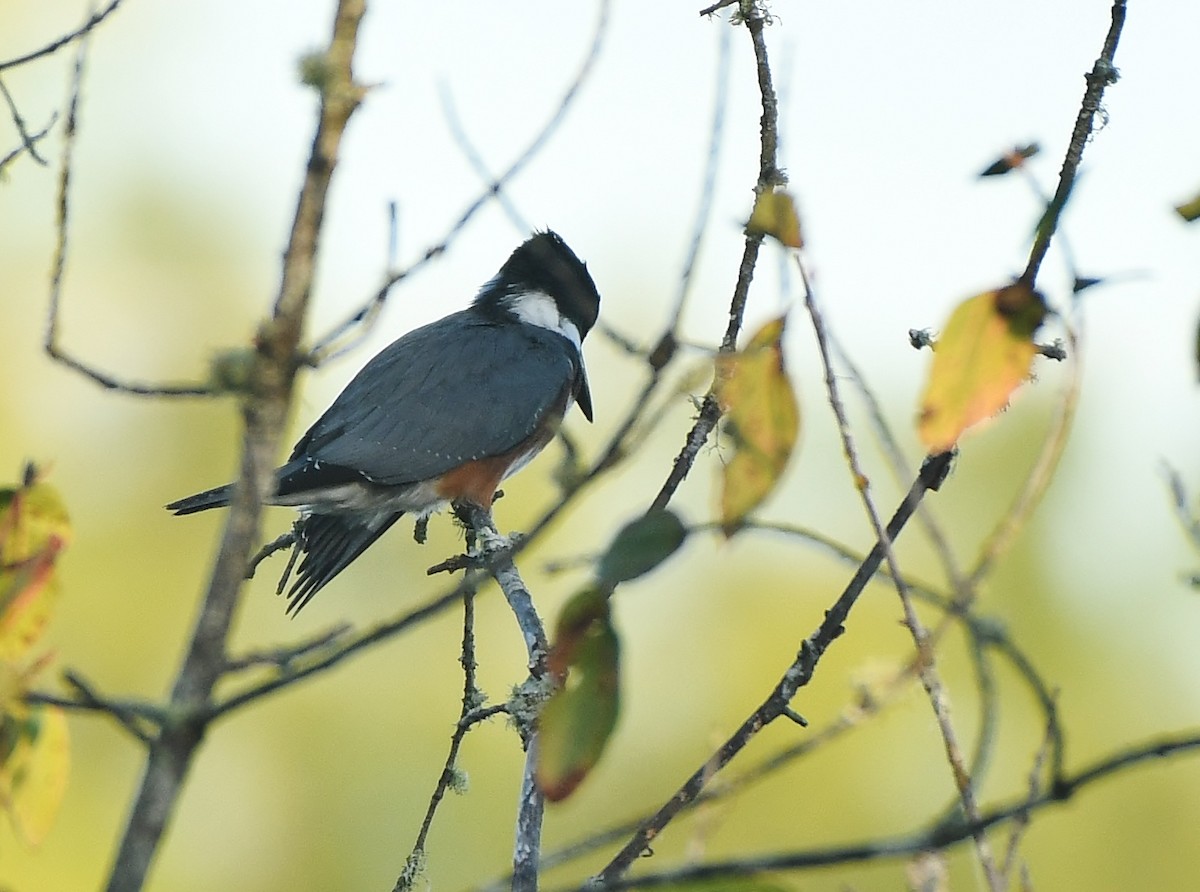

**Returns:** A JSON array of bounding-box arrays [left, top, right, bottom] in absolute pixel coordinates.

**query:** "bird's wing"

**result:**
[[287, 312, 582, 487]]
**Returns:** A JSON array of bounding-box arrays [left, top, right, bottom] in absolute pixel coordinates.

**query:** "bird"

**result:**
[[167, 230, 600, 613]]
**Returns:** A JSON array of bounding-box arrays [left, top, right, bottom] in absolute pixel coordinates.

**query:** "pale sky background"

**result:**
[[3, 1, 1200, 890]]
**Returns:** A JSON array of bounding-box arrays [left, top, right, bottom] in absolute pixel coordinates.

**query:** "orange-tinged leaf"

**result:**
[[746, 189, 803, 248], [0, 472, 70, 662], [978, 143, 1040, 177], [546, 586, 609, 679], [538, 588, 620, 802], [917, 283, 1047, 453], [0, 539, 64, 664], [715, 317, 801, 535], [0, 703, 69, 846]]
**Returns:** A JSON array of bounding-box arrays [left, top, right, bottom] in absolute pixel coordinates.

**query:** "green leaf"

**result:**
[[537, 587, 620, 802], [597, 510, 686, 587], [917, 283, 1047, 453]]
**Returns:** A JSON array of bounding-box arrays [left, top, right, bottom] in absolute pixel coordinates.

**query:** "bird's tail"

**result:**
[[282, 512, 405, 614], [166, 484, 234, 515]]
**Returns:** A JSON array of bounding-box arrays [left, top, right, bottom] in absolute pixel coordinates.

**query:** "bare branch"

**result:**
[[398, 582, 503, 891], [104, 3, 368, 889], [42, 25, 214, 397], [0, 75, 56, 170], [650, 1, 778, 513], [1020, 0, 1126, 286]]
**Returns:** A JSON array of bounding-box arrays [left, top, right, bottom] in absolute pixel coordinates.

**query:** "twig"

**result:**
[[245, 529, 297, 579], [667, 22, 731, 336], [1001, 719, 1055, 881], [649, 2, 777, 513], [438, 81, 530, 233], [42, 30, 213, 398], [222, 624, 351, 672], [0, 112, 57, 174], [26, 671, 160, 745], [397, 580, 501, 891], [0, 0, 125, 72], [964, 3, 1128, 592], [1020, 0, 1126, 287], [1164, 464, 1200, 549], [0, 75, 56, 168]]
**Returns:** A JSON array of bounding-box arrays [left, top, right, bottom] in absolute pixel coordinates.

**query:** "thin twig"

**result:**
[[1020, 0, 1126, 286], [0, 112, 57, 174], [0, 0, 125, 72], [398, 581, 504, 892], [222, 624, 351, 672], [42, 29, 214, 397], [0, 75, 56, 167], [26, 671, 160, 745], [438, 81, 531, 234], [649, 1, 777, 513], [667, 22, 731, 336]]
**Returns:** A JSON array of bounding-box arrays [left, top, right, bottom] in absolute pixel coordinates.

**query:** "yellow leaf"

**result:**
[[715, 316, 801, 536], [0, 700, 70, 846], [746, 188, 804, 248], [917, 283, 1047, 453]]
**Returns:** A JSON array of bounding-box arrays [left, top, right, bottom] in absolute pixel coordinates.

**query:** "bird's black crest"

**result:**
[[479, 230, 600, 336]]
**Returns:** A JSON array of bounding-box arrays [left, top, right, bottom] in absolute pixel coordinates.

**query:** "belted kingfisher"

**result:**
[[168, 231, 600, 613]]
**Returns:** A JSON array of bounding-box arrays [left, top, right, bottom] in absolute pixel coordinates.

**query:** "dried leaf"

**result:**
[[979, 143, 1040, 177], [715, 317, 801, 535], [917, 283, 1047, 453], [746, 188, 803, 248], [1175, 189, 1200, 223]]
